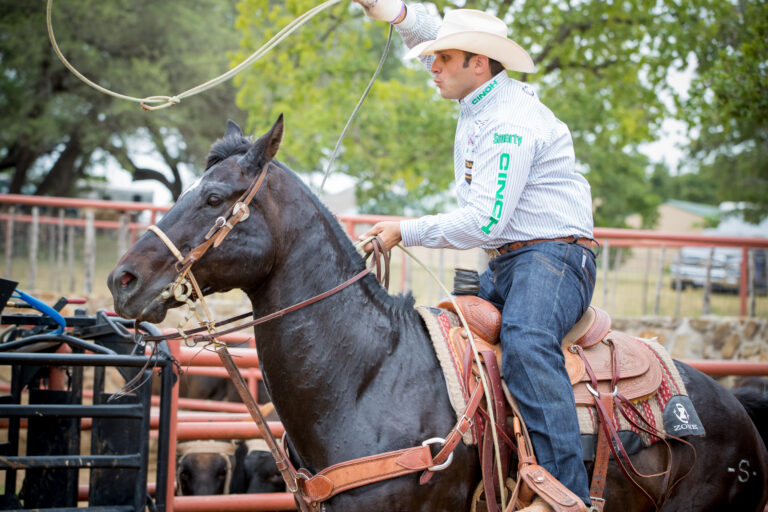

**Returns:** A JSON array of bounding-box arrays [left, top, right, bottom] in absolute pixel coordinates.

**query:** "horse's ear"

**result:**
[[238, 114, 284, 174], [225, 119, 243, 138]]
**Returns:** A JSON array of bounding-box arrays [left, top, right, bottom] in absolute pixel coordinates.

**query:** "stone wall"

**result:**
[[612, 316, 768, 362]]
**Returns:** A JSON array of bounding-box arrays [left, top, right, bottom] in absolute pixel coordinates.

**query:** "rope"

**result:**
[[319, 24, 394, 191], [46, 0, 344, 111]]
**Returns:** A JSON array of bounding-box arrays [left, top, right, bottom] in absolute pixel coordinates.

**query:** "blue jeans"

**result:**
[[478, 240, 596, 505]]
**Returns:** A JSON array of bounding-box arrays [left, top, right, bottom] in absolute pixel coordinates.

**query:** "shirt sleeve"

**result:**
[[400, 119, 536, 249], [395, 3, 438, 71]]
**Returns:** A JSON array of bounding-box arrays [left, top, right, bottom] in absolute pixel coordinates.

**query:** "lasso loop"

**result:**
[[46, 0, 345, 111]]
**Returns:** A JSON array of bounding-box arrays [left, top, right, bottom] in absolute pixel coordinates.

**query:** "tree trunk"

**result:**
[[35, 134, 83, 196]]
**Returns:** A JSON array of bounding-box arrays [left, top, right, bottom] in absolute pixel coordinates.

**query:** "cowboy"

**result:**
[[354, 2, 597, 511]]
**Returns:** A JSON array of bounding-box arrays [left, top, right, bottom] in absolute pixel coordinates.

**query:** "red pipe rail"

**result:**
[[3, 192, 767, 316]]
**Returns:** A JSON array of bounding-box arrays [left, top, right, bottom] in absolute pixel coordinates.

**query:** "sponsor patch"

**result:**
[[493, 133, 523, 146], [662, 395, 705, 436]]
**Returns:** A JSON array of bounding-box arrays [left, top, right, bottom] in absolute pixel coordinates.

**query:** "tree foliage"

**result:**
[[0, 0, 244, 199], [234, 0, 731, 225], [682, 0, 768, 222]]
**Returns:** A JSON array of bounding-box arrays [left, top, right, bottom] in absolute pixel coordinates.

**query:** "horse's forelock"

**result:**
[[205, 134, 253, 171]]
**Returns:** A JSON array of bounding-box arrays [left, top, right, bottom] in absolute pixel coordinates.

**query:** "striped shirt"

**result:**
[[396, 4, 594, 250]]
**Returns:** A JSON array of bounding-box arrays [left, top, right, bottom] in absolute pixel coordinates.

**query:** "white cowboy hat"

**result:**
[[404, 9, 535, 73]]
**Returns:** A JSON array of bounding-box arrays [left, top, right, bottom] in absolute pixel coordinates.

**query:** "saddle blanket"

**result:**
[[416, 305, 706, 458]]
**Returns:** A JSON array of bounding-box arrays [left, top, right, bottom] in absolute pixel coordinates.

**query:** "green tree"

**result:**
[[234, 0, 457, 215], [234, 0, 722, 225], [0, 0, 244, 199], [682, 0, 768, 222], [649, 164, 718, 205]]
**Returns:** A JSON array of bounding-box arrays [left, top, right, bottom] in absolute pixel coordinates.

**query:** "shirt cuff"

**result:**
[[399, 219, 421, 247], [395, 3, 417, 30]]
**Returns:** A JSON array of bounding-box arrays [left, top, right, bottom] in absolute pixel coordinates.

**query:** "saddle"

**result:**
[[438, 296, 661, 408], [437, 296, 665, 512]]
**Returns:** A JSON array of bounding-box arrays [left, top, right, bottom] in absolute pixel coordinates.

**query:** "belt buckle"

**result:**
[[485, 248, 501, 260]]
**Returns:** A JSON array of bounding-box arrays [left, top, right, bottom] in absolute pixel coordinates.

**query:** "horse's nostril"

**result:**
[[120, 271, 136, 288]]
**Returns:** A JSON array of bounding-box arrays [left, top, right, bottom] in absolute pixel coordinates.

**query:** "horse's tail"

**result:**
[[732, 385, 768, 450]]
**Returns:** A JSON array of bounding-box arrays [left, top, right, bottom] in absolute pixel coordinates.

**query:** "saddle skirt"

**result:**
[[418, 297, 703, 449]]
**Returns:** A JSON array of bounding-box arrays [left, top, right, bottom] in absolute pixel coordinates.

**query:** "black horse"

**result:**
[[108, 117, 768, 511]]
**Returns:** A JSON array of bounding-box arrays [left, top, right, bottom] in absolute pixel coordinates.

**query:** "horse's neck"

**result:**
[[243, 191, 433, 466]]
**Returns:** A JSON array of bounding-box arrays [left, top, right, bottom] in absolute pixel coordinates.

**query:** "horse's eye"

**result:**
[[207, 194, 222, 207]]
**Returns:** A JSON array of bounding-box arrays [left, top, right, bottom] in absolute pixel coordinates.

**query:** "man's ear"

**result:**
[[474, 54, 490, 75]]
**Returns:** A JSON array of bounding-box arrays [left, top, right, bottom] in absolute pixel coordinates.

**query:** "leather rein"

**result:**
[[136, 161, 480, 510]]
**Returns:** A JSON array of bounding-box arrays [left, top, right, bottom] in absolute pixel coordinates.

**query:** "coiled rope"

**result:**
[[46, 0, 390, 188], [46, 0, 345, 111]]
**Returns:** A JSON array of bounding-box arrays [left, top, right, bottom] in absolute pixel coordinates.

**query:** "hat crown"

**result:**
[[438, 9, 508, 39]]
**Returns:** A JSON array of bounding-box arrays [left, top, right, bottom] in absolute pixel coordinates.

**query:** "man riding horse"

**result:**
[[355, 3, 598, 510]]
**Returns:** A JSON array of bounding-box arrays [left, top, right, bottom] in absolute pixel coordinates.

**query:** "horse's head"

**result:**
[[108, 116, 284, 322]]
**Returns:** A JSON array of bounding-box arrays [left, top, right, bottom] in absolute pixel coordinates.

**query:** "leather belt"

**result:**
[[486, 236, 596, 260]]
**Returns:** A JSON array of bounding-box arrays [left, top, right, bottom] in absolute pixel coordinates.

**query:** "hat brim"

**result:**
[[404, 32, 535, 73]]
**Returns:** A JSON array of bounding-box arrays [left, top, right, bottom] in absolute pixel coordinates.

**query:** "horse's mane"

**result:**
[[205, 131, 418, 320]]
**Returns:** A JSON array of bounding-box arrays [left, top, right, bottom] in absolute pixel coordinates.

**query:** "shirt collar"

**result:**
[[459, 71, 509, 116]]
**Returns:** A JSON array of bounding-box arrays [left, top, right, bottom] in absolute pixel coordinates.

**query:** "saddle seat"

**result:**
[[437, 296, 662, 405]]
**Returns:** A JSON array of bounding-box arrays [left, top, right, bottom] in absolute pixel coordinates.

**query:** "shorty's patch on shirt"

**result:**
[[493, 133, 523, 146]]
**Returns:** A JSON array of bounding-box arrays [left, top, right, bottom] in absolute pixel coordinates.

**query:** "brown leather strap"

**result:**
[[299, 445, 435, 503], [141, 266, 373, 343], [573, 343, 671, 509], [290, 383, 485, 506], [495, 236, 596, 256], [366, 236, 390, 290], [419, 383, 485, 485], [588, 392, 614, 510], [518, 465, 587, 512], [478, 350, 510, 512], [181, 161, 270, 268]]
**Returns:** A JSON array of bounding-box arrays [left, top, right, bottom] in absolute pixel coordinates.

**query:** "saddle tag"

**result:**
[[662, 395, 706, 437]]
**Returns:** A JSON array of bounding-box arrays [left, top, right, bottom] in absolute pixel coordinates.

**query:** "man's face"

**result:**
[[430, 49, 479, 101]]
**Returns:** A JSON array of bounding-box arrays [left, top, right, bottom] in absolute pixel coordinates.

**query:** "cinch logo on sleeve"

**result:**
[[481, 153, 510, 234], [471, 80, 498, 105], [493, 133, 523, 146]]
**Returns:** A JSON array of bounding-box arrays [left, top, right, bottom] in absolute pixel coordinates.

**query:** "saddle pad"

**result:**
[[416, 306, 476, 444], [576, 336, 705, 447]]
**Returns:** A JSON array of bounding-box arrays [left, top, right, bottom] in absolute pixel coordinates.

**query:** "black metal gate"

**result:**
[[0, 280, 175, 511]]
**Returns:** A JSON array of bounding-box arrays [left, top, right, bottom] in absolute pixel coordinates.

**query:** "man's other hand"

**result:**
[[358, 221, 402, 253], [351, 0, 405, 23]]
